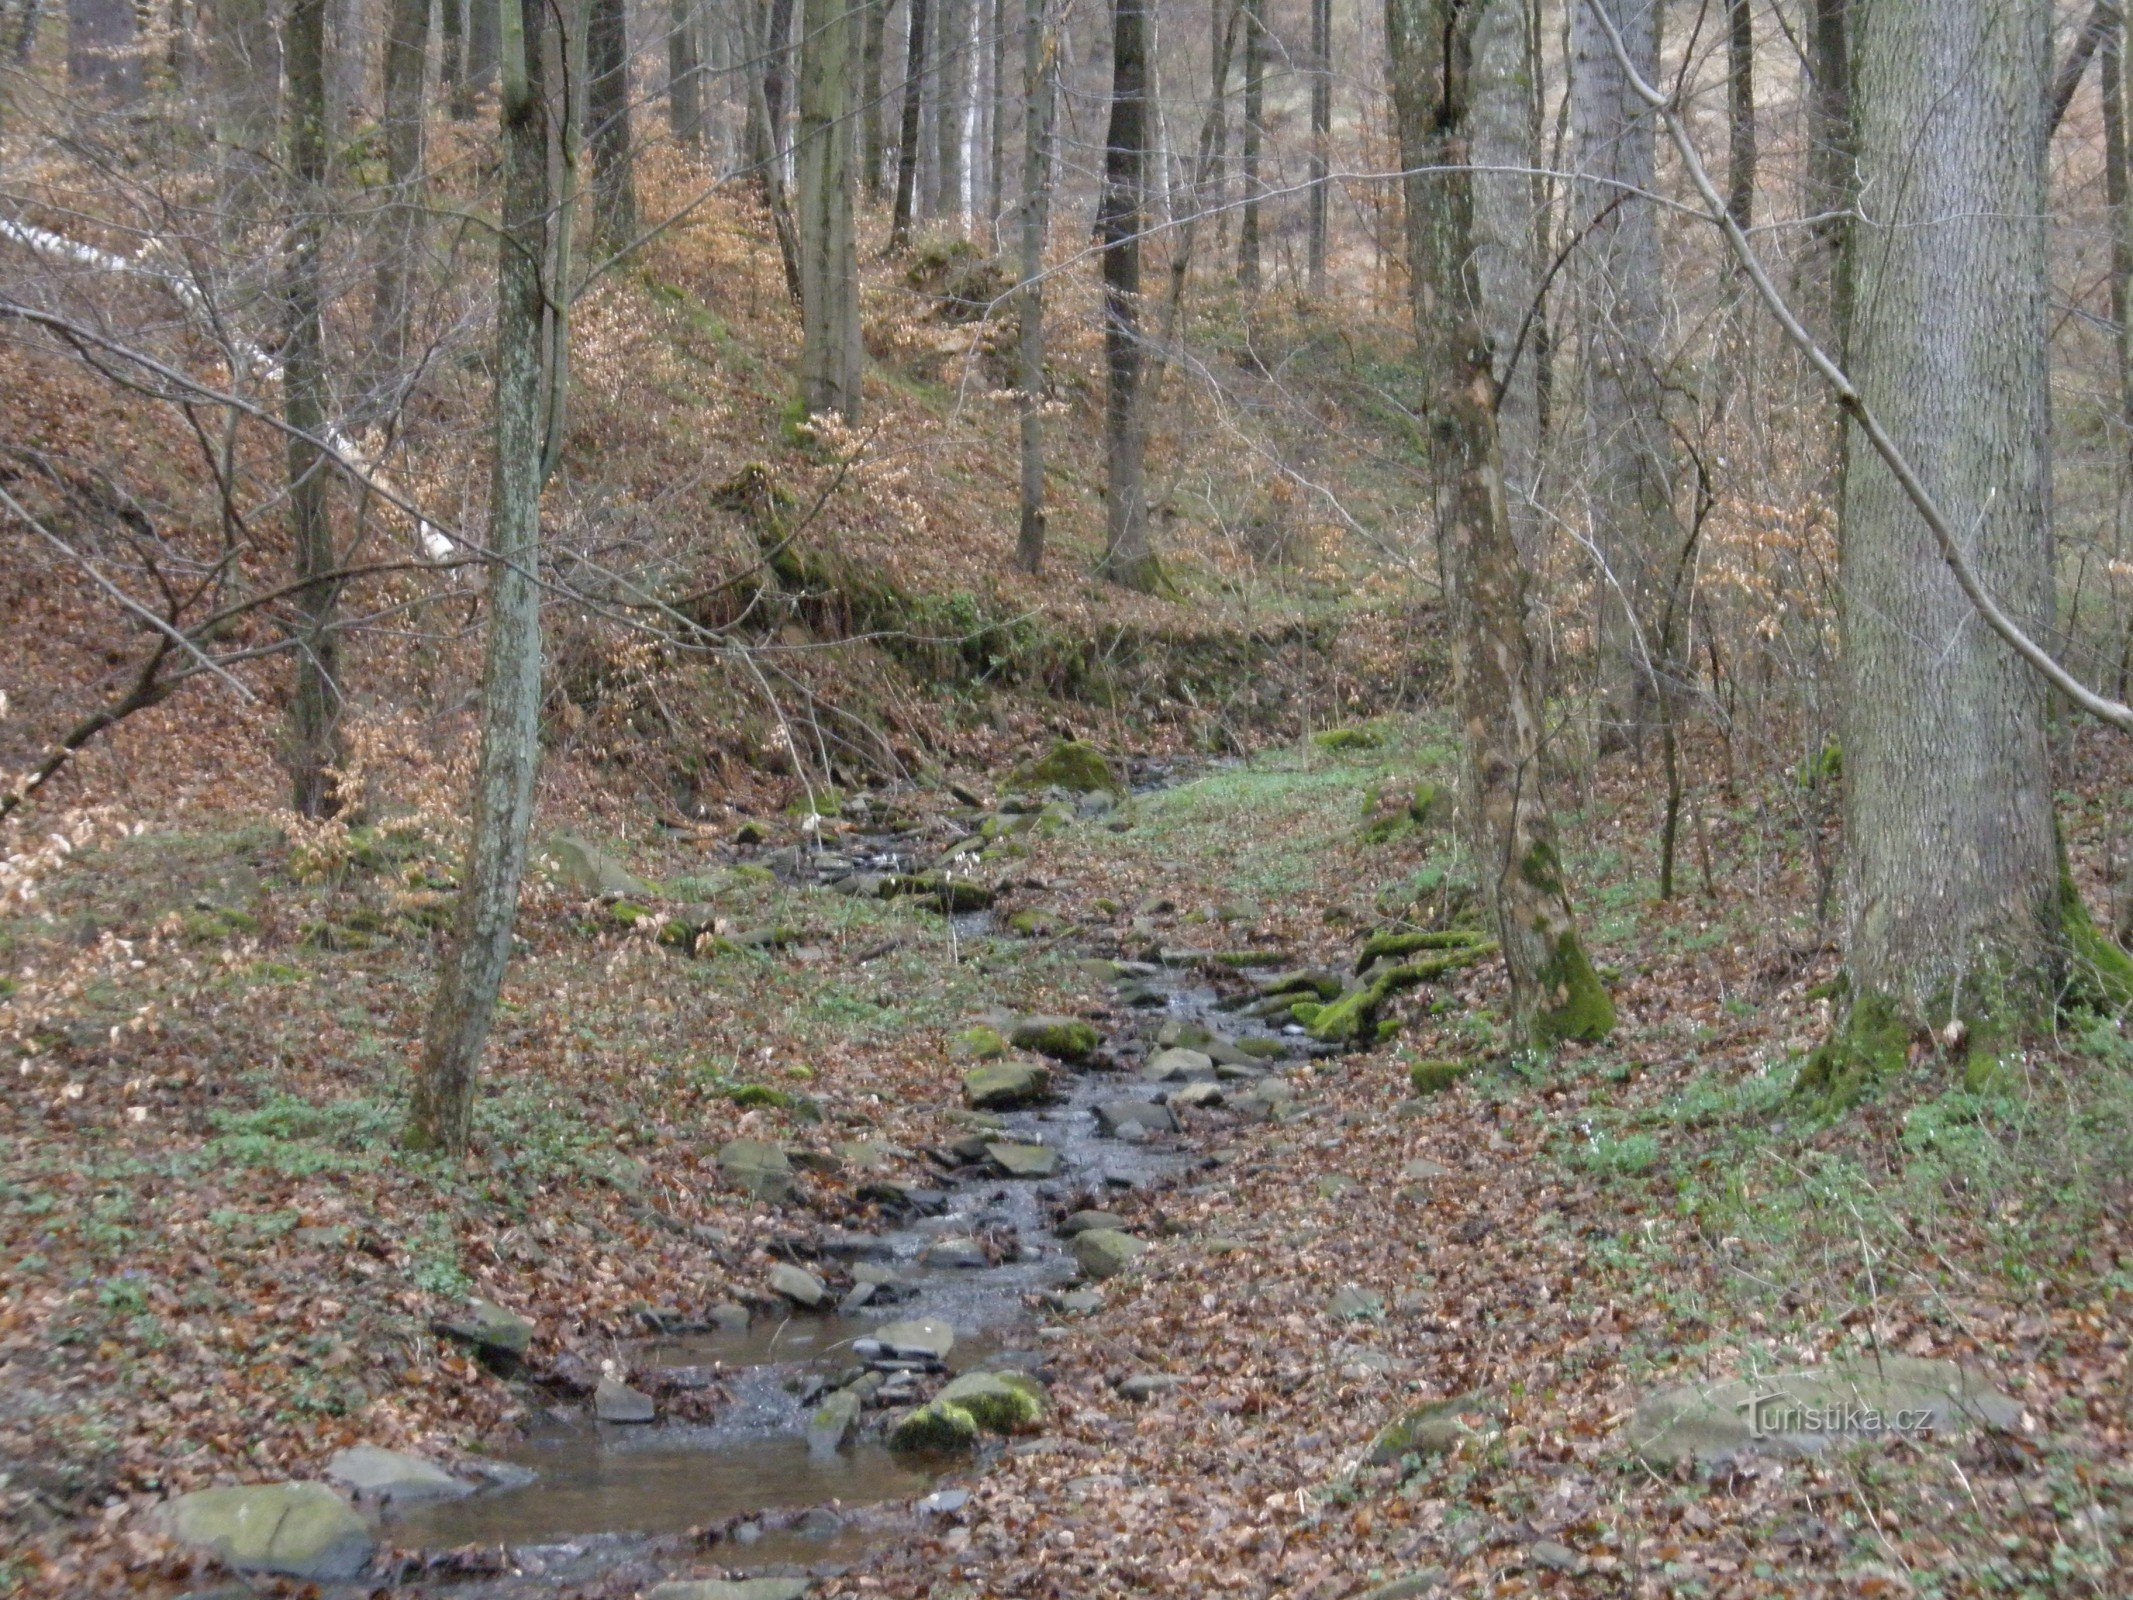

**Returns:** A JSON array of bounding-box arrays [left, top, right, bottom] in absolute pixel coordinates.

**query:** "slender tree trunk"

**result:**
[[1387, 0, 1612, 1048], [1569, 0, 1680, 753], [441, 0, 465, 108], [1237, 0, 1263, 290], [468, 0, 499, 99], [1724, 0, 1754, 229], [372, 0, 432, 392], [538, 0, 586, 483], [1307, 0, 1329, 291], [746, 0, 806, 297], [1096, 0, 1158, 590], [68, 0, 140, 100], [669, 0, 704, 147], [933, 0, 968, 228], [1015, 0, 1056, 571], [1208, 0, 1231, 256], [863, 0, 892, 194], [410, 0, 551, 1156], [891, 0, 929, 245], [1808, 0, 2059, 1091], [283, 0, 342, 817], [797, 0, 861, 417], [588, 0, 636, 247], [764, 0, 795, 180], [1799, 0, 1850, 350], [1470, 0, 1540, 559], [987, 0, 1007, 236], [2110, 20, 2133, 943], [209, 0, 280, 214]]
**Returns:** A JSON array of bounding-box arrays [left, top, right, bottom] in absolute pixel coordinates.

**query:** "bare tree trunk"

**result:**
[[283, 0, 342, 817], [1799, 0, 1850, 349], [987, 0, 1006, 236], [410, 0, 551, 1156], [1236, 0, 1263, 291], [862, 0, 892, 194], [1096, 0, 1158, 590], [765, 0, 795, 176], [467, 0, 499, 99], [797, 0, 861, 418], [68, 0, 141, 101], [1387, 0, 1612, 1048], [588, 0, 636, 246], [1208, 0, 1230, 256], [2108, 19, 2133, 941], [1805, 0, 2058, 1096], [440, 0, 464, 110], [1470, 0, 1540, 559], [1015, 0, 1055, 571], [669, 0, 704, 146], [1724, 0, 1754, 229], [891, 0, 928, 244], [932, 0, 968, 228], [372, 0, 431, 392], [209, 0, 280, 213], [1569, 0, 1680, 753], [1307, 0, 1329, 291]]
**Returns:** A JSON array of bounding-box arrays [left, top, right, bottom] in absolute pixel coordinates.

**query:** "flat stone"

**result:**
[[647, 1581, 813, 1600], [434, 1297, 533, 1358], [987, 1140, 1062, 1178], [807, 1386, 863, 1456], [917, 1487, 972, 1514], [922, 1235, 989, 1269], [769, 1263, 827, 1308], [1043, 1287, 1105, 1314], [1072, 1228, 1145, 1280], [963, 1057, 1051, 1110], [1142, 1047, 1214, 1081], [1009, 1015, 1101, 1061], [594, 1377, 656, 1423], [719, 1138, 796, 1202], [935, 1370, 1048, 1431], [323, 1446, 471, 1506], [1170, 1082, 1224, 1109], [1326, 1285, 1385, 1320], [867, 1317, 957, 1360], [161, 1483, 373, 1580], [1631, 1356, 2022, 1467], [1118, 1373, 1183, 1402], [1056, 1209, 1127, 1236], [1095, 1100, 1178, 1137]]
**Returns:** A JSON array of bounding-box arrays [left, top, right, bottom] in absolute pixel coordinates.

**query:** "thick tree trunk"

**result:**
[[1569, 0, 1680, 753], [1015, 0, 1055, 572], [862, 0, 892, 193], [1236, 0, 1263, 291], [372, 0, 432, 390], [283, 0, 342, 819], [1307, 0, 1329, 291], [1387, 0, 1612, 1049], [1808, 0, 2058, 1096], [891, 0, 929, 245], [588, 0, 636, 246], [932, 0, 968, 228], [411, 0, 551, 1155], [67, 0, 140, 101], [797, 0, 861, 418], [1096, 0, 1158, 590], [1470, 0, 1540, 560], [468, 0, 500, 98], [669, 0, 704, 147]]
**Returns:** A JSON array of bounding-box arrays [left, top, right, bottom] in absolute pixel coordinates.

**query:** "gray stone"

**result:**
[[917, 1487, 972, 1514], [719, 1139, 796, 1202], [543, 834, 652, 899], [852, 1262, 909, 1290], [647, 1581, 813, 1600], [708, 1301, 751, 1331], [922, 1235, 989, 1269], [807, 1386, 863, 1455], [161, 1483, 373, 1580], [323, 1446, 471, 1506], [1170, 1082, 1225, 1109], [434, 1298, 533, 1358], [1073, 1228, 1145, 1280], [1142, 1047, 1214, 1081], [1155, 1019, 1214, 1050], [1043, 1287, 1105, 1314], [1401, 1158, 1452, 1180], [1095, 1100, 1178, 1137], [768, 1263, 827, 1308], [935, 1370, 1048, 1431], [594, 1377, 656, 1422], [1355, 1572, 1446, 1600], [867, 1318, 956, 1360], [1631, 1356, 2023, 1467], [1056, 1209, 1128, 1236], [1326, 1285, 1385, 1320], [1118, 1373, 1182, 1402], [987, 1140, 1062, 1178], [963, 1058, 1051, 1110]]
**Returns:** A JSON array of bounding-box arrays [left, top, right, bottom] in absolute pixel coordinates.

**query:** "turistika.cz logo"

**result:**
[[1737, 1393, 1938, 1438]]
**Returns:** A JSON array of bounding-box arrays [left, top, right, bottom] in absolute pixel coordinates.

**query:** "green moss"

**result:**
[[1009, 740, 1123, 796], [1796, 988, 1911, 1108], [1356, 927, 1489, 973], [1518, 840, 1564, 896], [1308, 943, 1497, 1045], [1408, 1059, 1468, 1094], [951, 1024, 1010, 1060], [1313, 724, 1385, 753], [889, 1399, 980, 1453], [2058, 834, 2133, 1014], [934, 1371, 1048, 1432], [1009, 1015, 1100, 1061], [1533, 930, 1615, 1044]]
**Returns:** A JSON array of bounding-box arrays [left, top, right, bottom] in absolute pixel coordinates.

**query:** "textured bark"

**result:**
[[208, 0, 280, 214], [1569, 0, 1680, 751], [441, 0, 464, 107], [765, 0, 796, 171], [282, 0, 342, 819], [1306, 0, 1329, 291], [468, 0, 499, 98], [1834, 0, 2057, 1025], [1015, 0, 1056, 572], [987, 0, 1006, 233], [1725, 0, 1754, 229], [1387, 0, 1612, 1049], [1236, 0, 1264, 292], [797, 0, 862, 418], [891, 0, 928, 244], [862, 0, 892, 193], [1799, 0, 1850, 350], [588, 0, 636, 246], [372, 0, 432, 388], [1208, 0, 1230, 255], [1469, 0, 1540, 560], [669, 0, 704, 147], [932, 0, 969, 227], [1096, 0, 1157, 591], [411, 0, 551, 1155], [67, 0, 139, 100]]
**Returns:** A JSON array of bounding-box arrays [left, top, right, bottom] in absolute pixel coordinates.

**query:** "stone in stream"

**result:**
[[1630, 1356, 2022, 1467], [707, 1300, 751, 1331], [160, 1483, 374, 1580], [1116, 981, 1169, 1008], [768, 1263, 828, 1308], [987, 1140, 1063, 1178], [1170, 1082, 1225, 1109], [1072, 1228, 1145, 1280], [433, 1297, 534, 1361], [816, 1227, 896, 1260], [852, 1262, 910, 1292], [1156, 1019, 1214, 1049], [1096, 1100, 1178, 1137], [323, 1445, 471, 1507], [889, 1399, 981, 1453], [647, 1581, 814, 1600], [935, 1370, 1049, 1431], [1203, 1038, 1265, 1070], [1009, 1015, 1102, 1061], [1056, 1209, 1128, 1236], [1043, 1287, 1105, 1315], [1009, 738, 1124, 795], [861, 1317, 956, 1361], [839, 1283, 876, 1313], [963, 1057, 1051, 1109], [1213, 1061, 1267, 1082], [594, 1376, 656, 1422], [807, 1385, 864, 1455], [1235, 1036, 1289, 1059], [719, 1138, 797, 1203], [1142, 1047, 1214, 1082], [922, 1235, 989, 1268]]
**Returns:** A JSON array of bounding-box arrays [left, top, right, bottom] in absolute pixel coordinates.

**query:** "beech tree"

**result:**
[[1096, 0, 1159, 592], [797, 0, 862, 418]]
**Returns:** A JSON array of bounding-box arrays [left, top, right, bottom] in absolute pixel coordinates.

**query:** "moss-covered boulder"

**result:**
[[1072, 1228, 1145, 1279], [160, 1483, 374, 1579], [434, 1297, 534, 1359], [1367, 1395, 1490, 1465], [935, 1370, 1049, 1432], [889, 1399, 981, 1453], [963, 1057, 1050, 1109], [1308, 942, 1497, 1046], [1408, 1059, 1468, 1094], [1009, 739, 1124, 796], [1010, 1015, 1100, 1061]]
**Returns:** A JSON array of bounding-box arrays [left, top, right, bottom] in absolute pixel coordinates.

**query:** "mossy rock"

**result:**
[[1010, 1015, 1100, 1061], [1408, 1059, 1468, 1094], [1008, 908, 1065, 937], [1355, 927, 1489, 973], [951, 1023, 1011, 1060], [889, 1399, 980, 1453], [1072, 1228, 1145, 1279], [160, 1483, 373, 1579], [1308, 943, 1497, 1046], [935, 1370, 1048, 1432], [1008, 739, 1123, 796], [963, 1057, 1051, 1109], [1313, 723, 1385, 753], [1367, 1395, 1489, 1465]]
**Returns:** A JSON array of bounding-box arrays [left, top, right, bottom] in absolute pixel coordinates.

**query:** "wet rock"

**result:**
[[1009, 739, 1123, 795], [1170, 1082, 1225, 1109], [866, 1317, 956, 1360], [594, 1377, 656, 1422], [543, 834, 652, 899], [807, 1386, 864, 1455], [719, 1139, 797, 1203], [1256, 968, 1343, 1001], [1056, 1209, 1127, 1236], [1630, 1356, 2022, 1467], [708, 1301, 751, 1331], [768, 1263, 828, 1308], [816, 1228, 896, 1261], [852, 1261, 910, 1292], [1155, 1019, 1214, 1050], [1142, 1047, 1213, 1082], [860, 1181, 950, 1214], [1117, 981, 1169, 1008], [1010, 1015, 1101, 1061], [1073, 1228, 1145, 1280], [160, 1483, 373, 1580], [1327, 1285, 1385, 1320], [322, 1446, 471, 1506], [434, 1298, 533, 1360], [951, 1023, 1011, 1060], [918, 1487, 972, 1514], [922, 1236, 989, 1269], [963, 1058, 1051, 1109], [936, 1370, 1048, 1431], [1118, 1373, 1182, 1403], [647, 1580, 813, 1600], [889, 1399, 981, 1453], [839, 1283, 876, 1312], [987, 1140, 1063, 1178], [1203, 1038, 1264, 1070], [1096, 1100, 1178, 1137], [1235, 1037, 1289, 1060]]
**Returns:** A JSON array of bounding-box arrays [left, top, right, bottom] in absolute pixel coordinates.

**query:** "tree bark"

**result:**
[[1236, 0, 1264, 291], [1569, 0, 1680, 752], [669, 0, 704, 147], [468, 0, 500, 98], [932, 0, 968, 228], [797, 0, 862, 418], [1470, 0, 1540, 560], [1386, 0, 1612, 1048], [891, 0, 929, 245], [208, 0, 280, 214], [1015, 0, 1056, 572], [987, 0, 1007, 235], [1096, 0, 1157, 590], [1799, 0, 1850, 351], [372, 0, 432, 390], [411, 0, 551, 1156], [863, 0, 892, 193], [765, 0, 796, 176], [441, 0, 465, 108], [1307, 0, 1329, 291], [1725, 0, 1754, 229], [67, 0, 140, 101], [589, 0, 636, 247], [1813, 0, 2058, 1085]]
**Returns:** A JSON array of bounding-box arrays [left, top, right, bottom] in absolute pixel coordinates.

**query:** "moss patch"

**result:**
[[1010, 740, 1123, 795], [1796, 989, 1911, 1108], [1534, 930, 1615, 1045]]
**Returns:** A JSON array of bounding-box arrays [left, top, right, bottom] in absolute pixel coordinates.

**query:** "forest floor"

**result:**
[[2, 715, 2128, 1599]]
